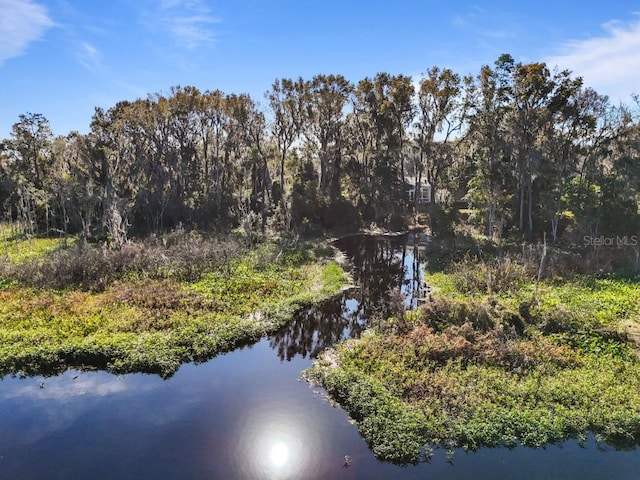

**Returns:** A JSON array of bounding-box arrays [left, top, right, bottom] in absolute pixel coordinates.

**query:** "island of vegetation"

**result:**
[[1, 53, 639, 461], [306, 243, 640, 463]]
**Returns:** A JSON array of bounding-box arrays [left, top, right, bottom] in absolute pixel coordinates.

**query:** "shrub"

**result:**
[[425, 203, 459, 239], [417, 295, 505, 332], [372, 287, 410, 334], [450, 253, 533, 294], [1, 233, 242, 291]]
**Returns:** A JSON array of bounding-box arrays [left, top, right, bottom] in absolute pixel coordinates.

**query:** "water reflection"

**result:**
[[270, 234, 427, 361], [334, 234, 428, 314], [269, 442, 289, 468], [3, 234, 639, 479], [269, 294, 365, 361], [0, 371, 129, 402], [237, 404, 323, 479]]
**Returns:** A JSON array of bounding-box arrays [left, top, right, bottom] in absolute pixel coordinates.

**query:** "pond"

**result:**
[[1, 235, 639, 479]]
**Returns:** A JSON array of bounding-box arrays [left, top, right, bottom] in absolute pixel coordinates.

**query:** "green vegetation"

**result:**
[[1, 47, 639, 466], [0, 223, 75, 265], [2, 55, 639, 246], [0, 234, 348, 378], [306, 254, 640, 464]]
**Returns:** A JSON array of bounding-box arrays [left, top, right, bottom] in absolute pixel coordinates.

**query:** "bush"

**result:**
[[0, 233, 243, 291], [321, 197, 362, 231], [371, 287, 410, 334], [425, 203, 458, 238], [450, 253, 533, 294], [417, 295, 507, 332], [398, 323, 575, 375]]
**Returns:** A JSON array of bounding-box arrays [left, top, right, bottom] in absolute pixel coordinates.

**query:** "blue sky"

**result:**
[[1, 0, 639, 138]]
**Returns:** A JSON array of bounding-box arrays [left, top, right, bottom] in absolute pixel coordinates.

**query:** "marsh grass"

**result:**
[[306, 253, 640, 463], [0, 237, 347, 378], [0, 233, 242, 291]]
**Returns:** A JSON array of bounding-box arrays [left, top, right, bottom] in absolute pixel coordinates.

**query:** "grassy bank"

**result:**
[[0, 223, 76, 265], [306, 253, 640, 464], [0, 234, 347, 378]]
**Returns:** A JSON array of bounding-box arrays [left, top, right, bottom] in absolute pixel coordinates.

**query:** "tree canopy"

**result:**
[[1, 55, 638, 245]]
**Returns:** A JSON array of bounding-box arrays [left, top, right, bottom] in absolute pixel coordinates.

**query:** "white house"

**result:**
[[406, 179, 432, 203]]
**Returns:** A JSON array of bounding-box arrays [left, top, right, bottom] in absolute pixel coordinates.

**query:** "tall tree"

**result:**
[[90, 103, 140, 247], [304, 74, 352, 200], [5, 113, 54, 235], [467, 56, 515, 237], [510, 61, 557, 233], [267, 78, 305, 198], [349, 73, 414, 222], [226, 93, 272, 228], [9, 113, 53, 191], [414, 66, 471, 204]]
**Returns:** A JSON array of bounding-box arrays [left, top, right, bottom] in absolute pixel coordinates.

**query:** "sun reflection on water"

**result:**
[[269, 442, 289, 467], [236, 402, 324, 479], [257, 429, 300, 477]]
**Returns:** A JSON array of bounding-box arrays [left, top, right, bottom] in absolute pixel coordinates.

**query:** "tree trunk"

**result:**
[[527, 175, 533, 233]]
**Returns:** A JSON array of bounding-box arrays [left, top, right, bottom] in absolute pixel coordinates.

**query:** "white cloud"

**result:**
[[78, 41, 102, 72], [152, 0, 220, 49], [546, 19, 640, 104], [0, 373, 129, 402], [0, 0, 54, 65]]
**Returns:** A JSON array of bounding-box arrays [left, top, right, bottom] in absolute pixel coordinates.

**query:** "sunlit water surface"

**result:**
[[1, 235, 639, 479]]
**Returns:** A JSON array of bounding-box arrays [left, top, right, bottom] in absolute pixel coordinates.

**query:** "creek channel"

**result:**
[[1, 234, 639, 479]]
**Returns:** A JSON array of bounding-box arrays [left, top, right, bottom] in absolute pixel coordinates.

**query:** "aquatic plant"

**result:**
[[306, 261, 640, 463]]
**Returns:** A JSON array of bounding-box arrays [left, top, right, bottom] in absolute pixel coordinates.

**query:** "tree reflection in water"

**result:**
[[269, 234, 427, 361]]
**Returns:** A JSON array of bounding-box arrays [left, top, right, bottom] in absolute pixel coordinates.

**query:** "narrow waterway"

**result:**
[[1, 235, 639, 479]]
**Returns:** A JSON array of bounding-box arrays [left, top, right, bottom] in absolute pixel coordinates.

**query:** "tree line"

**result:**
[[1, 53, 638, 246]]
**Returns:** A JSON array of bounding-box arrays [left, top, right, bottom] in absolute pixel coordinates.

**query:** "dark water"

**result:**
[[1, 235, 639, 479]]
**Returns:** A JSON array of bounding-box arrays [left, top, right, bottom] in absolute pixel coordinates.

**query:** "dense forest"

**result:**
[[1, 53, 639, 246]]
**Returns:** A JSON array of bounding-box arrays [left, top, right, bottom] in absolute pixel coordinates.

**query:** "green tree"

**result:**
[[467, 57, 514, 237], [5, 113, 54, 235], [414, 66, 471, 204], [349, 73, 414, 224], [303, 74, 352, 201], [267, 78, 305, 199]]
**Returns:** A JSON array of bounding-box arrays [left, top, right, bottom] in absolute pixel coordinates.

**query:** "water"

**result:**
[[1, 235, 639, 479]]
